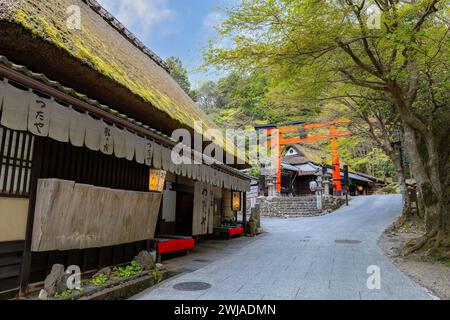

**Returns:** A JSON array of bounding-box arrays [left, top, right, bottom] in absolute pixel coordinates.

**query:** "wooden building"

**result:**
[[0, 0, 250, 298], [282, 145, 377, 196]]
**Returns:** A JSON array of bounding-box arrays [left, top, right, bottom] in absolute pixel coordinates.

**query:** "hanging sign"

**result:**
[[231, 191, 242, 212], [149, 169, 166, 192], [28, 97, 50, 136]]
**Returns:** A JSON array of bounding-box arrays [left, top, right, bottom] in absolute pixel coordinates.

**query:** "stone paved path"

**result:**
[[133, 195, 434, 300]]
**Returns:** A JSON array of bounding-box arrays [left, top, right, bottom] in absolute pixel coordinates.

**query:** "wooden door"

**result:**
[[176, 192, 194, 236]]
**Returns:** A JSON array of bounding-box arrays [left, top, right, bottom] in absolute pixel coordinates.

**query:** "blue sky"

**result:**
[[97, 0, 234, 87]]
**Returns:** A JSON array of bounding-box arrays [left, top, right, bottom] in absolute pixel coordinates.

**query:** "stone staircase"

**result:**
[[257, 196, 346, 218], [257, 196, 322, 217]]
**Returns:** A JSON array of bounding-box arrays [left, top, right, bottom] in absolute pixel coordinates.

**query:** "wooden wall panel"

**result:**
[[31, 179, 162, 252], [23, 137, 154, 286], [0, 131, 156, 291], [192, 182, 214, 236], [0, 240, 24, 295], [0, 197, 29, 242]]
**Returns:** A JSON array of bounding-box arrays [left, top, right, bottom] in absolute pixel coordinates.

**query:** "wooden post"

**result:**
[[330, 126, 342, 195], [242, 192, 247, 235], [274, 130, 282, 194], [343, 165, 349, 206], [19, 137, 44, 295]]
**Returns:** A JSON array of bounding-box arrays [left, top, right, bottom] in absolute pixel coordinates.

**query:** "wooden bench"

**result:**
[[153, 236, 195, 262], [214, 226, 244, 239]]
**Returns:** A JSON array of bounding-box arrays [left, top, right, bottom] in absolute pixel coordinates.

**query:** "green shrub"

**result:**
[[433, 255, 450, 267], [111, 261, 143, 280], [91, 274, 108, 286], [152, 269, 164, 284], [54, 288, 82, 299], [378, 184, 400, 194], [54, 290, 73, 299]]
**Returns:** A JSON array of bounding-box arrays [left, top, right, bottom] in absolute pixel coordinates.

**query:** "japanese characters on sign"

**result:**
[[149, 169, 167, 192], [28, 98, 50, 136], [101, 124, 113, 155], [33, 100, 47, 134], [231, 191, 242, 212]]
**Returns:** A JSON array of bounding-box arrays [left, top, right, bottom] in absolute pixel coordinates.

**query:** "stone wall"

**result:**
[[256, 195, 347, 218], [323, 196, 348, 213]]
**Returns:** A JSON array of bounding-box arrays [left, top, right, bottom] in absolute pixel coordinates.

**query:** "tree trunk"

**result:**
[[391, 147, 413, 221], [399, 125, 450, 257], [372, 120, 413, 222], [385, 148, 413, 225]]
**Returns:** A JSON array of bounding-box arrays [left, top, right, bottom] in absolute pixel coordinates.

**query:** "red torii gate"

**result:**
[[257, 119, 352, 194]]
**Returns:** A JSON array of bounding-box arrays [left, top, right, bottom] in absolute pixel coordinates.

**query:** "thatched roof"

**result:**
[[284, 144, 328, 165], [0, 0, 245, 166], [284, 155, 314, 165]]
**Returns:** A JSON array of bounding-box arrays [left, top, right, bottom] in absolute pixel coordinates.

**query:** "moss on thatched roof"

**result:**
[[284, 144, 329, 165], [0, 0, 243, 160]]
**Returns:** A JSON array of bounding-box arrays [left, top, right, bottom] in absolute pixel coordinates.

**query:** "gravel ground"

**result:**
[[379, 225, 450, 300]]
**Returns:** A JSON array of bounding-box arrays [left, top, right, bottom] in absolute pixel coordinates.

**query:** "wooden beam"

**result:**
[[19, 137, 44, 296], [264, 131, 352, 146], [280, 131, 352, 145], [277, 119, 352, 133]]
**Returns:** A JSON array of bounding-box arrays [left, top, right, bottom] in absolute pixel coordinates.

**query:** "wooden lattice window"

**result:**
[[0, 125, 34, 197]]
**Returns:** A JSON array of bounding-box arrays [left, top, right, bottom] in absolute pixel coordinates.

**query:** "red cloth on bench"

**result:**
[[229, 227, 244, 237], [156, 238, 195, 254]]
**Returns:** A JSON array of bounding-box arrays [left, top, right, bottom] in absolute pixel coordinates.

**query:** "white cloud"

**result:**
[[97, 0, 173, 37], [202, 11, 224, 30]]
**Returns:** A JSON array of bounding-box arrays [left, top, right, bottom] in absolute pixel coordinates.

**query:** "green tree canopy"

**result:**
[[204, 0, 450, 256], [166, 56, 198, 101]]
